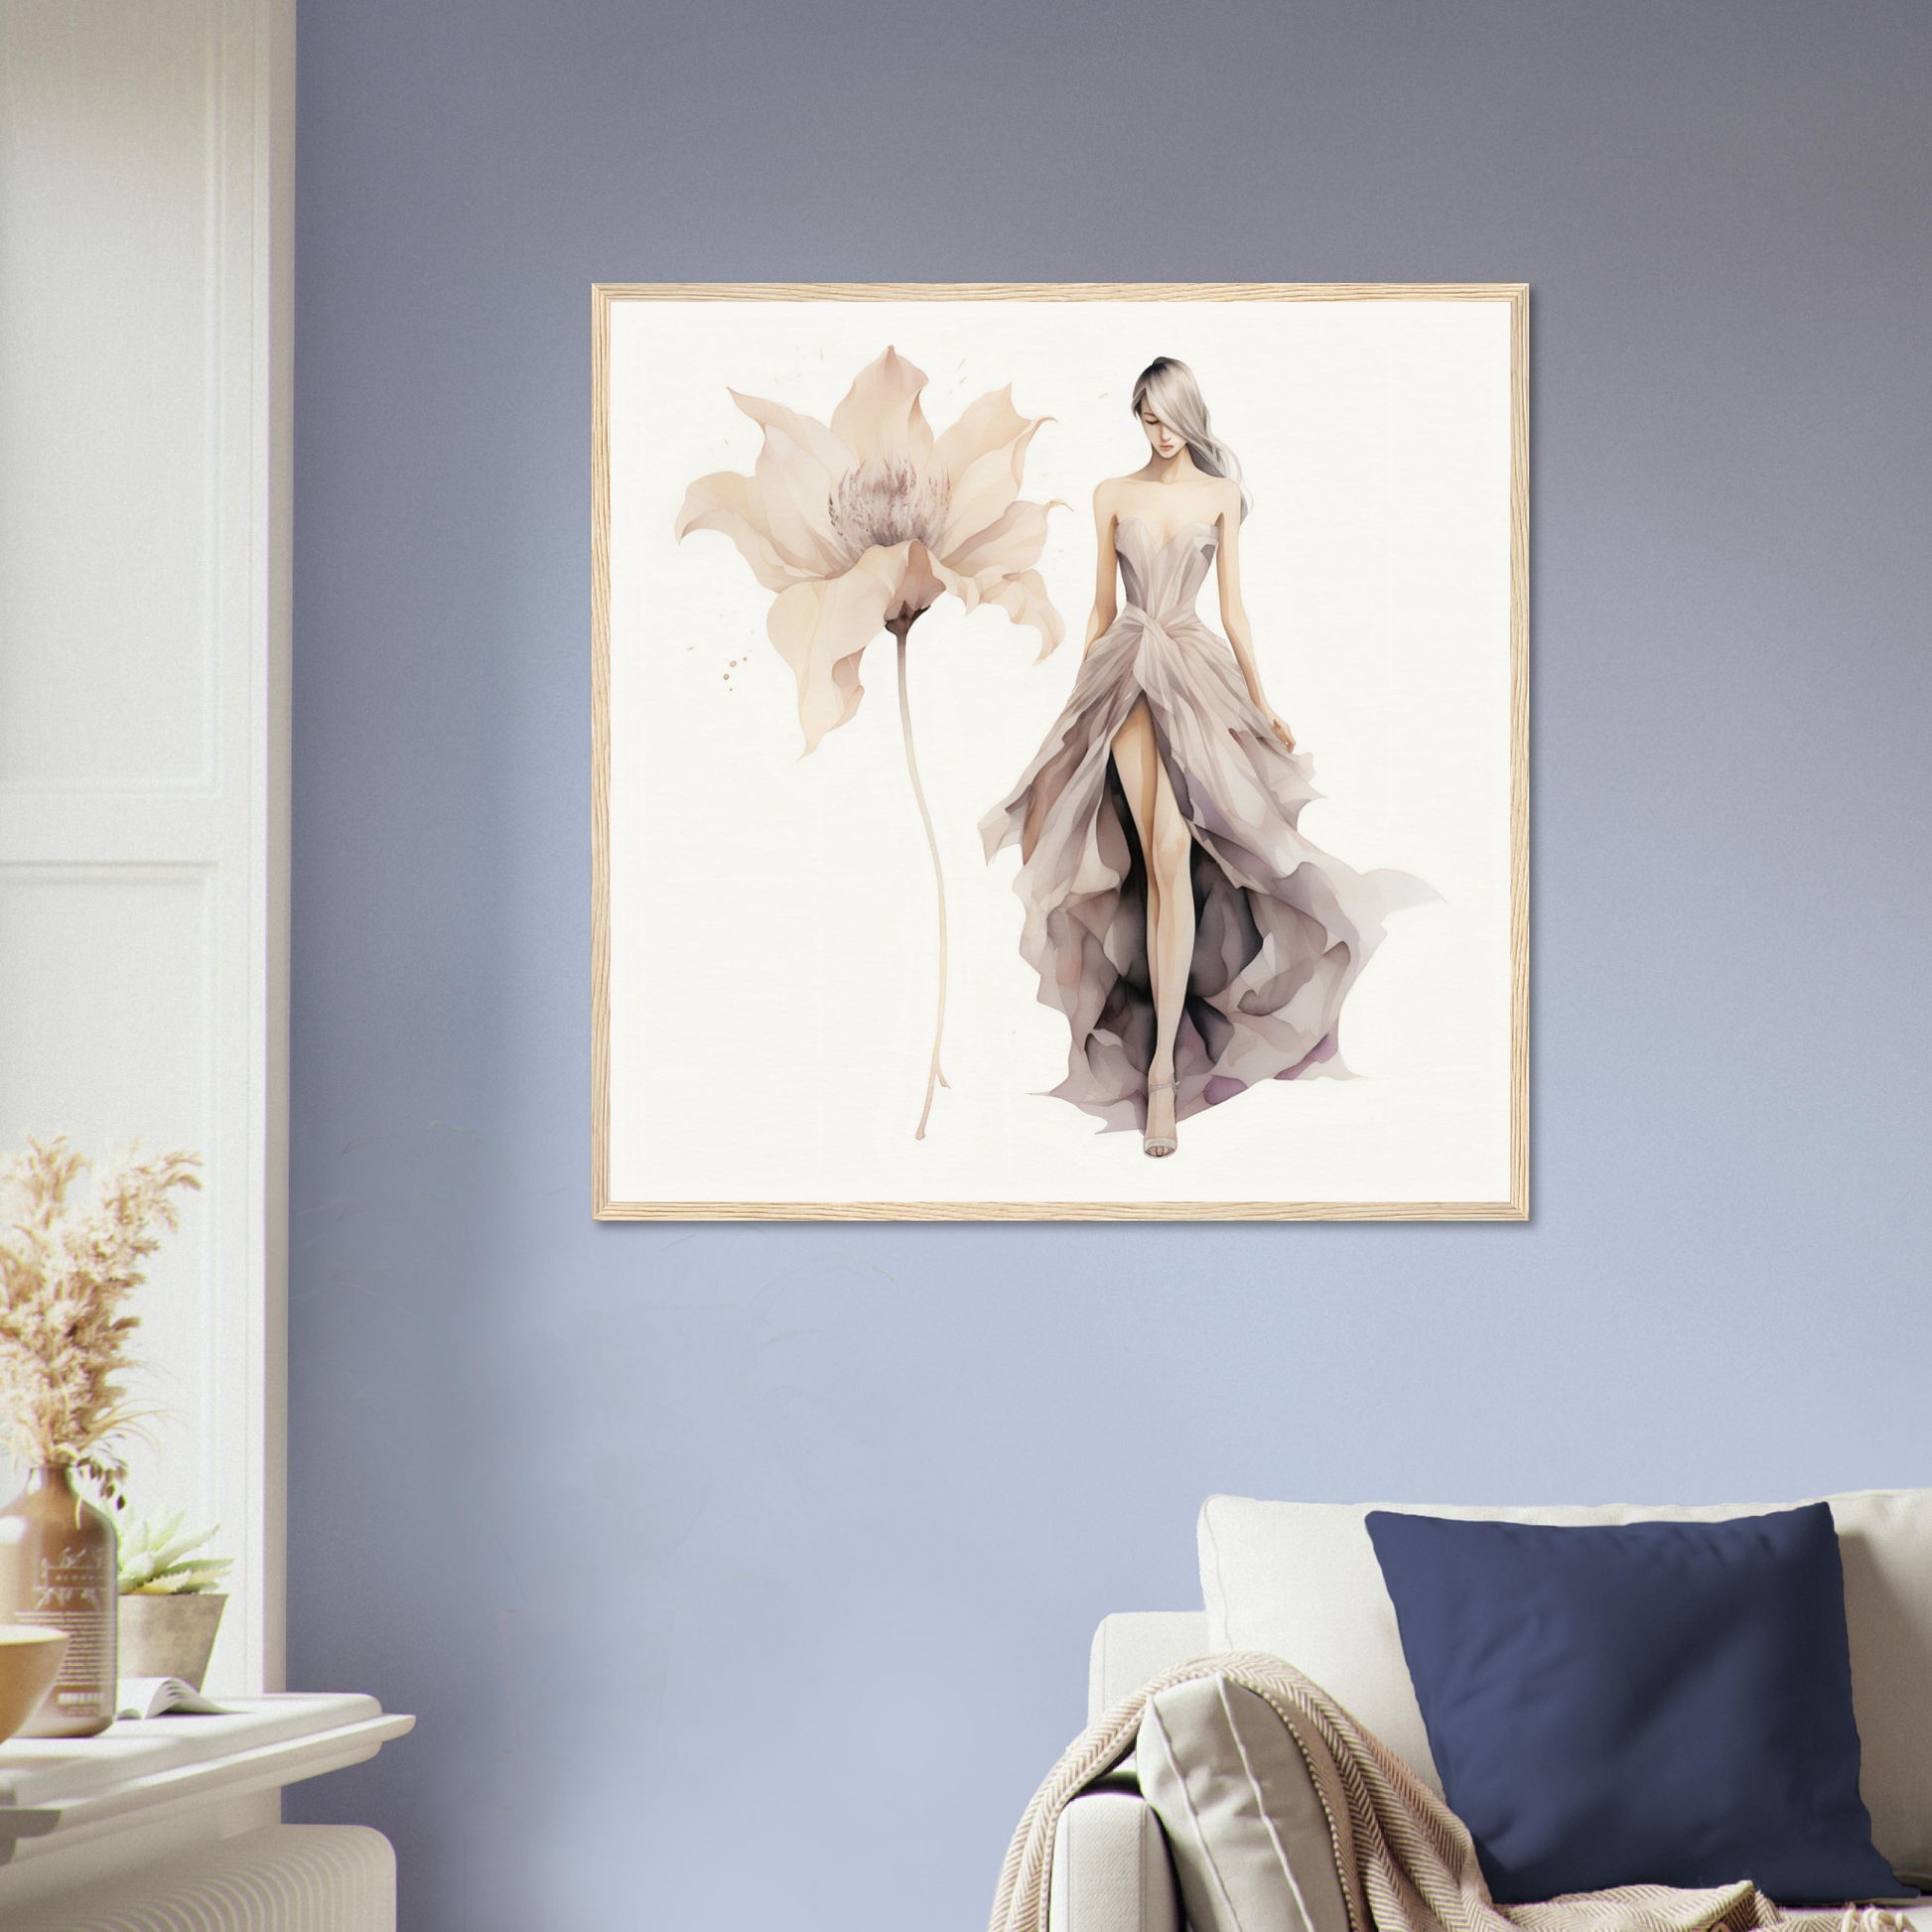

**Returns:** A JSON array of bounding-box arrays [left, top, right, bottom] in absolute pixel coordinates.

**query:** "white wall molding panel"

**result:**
[[0, 0, 294, 1696]]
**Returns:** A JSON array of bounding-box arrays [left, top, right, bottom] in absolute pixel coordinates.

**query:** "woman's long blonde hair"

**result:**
[[1131, 357, 1251, 521]]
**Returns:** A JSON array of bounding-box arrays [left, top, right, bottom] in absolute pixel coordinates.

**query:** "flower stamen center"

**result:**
[[827, 459, 951, 563]]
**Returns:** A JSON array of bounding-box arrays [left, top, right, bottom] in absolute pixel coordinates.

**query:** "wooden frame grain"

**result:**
[[593, 282, 1529, 1221]]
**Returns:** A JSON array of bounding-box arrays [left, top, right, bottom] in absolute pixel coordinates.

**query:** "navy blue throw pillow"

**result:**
[[1364, 1504, 1902, 1905]]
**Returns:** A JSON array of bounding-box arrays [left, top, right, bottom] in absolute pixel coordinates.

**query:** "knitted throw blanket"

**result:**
[[989, 1652, 1910, 1932]]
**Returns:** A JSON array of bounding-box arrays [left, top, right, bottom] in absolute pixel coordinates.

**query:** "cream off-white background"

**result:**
[[605, 297, 1513, 1207]]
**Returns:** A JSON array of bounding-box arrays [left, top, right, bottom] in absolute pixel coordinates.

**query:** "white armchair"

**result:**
[[1046, 1492, 1932, 1932]]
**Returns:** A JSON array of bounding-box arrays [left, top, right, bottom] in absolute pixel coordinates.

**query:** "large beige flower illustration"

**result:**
[[676, 346, 1064, 1138]]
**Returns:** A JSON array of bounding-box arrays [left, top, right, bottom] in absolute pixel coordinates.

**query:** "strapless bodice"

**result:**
[[1115, 515, 1217, 620]]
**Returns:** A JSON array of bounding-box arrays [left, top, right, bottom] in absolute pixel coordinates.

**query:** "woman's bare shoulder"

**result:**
[[1093, 476, 1147, 527]]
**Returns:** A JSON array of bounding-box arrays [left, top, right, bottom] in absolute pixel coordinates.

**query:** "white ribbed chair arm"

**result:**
[[1048, 1789, 1179, 1932]]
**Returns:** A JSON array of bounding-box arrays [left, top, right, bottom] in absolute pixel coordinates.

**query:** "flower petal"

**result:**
[[931, 384, 1030, 485], [887, 539, 953, 624], [830, 347, 933, 468], [979, 568, 1066, 660], [942, 495, 1061, 578], [728, 390, 853, 574], [674, 471, 806, 593], [765, 550, 904, 754], [728, 389, 855, 473], [757, 427, 847, 573], [937, 418, 1047, 557], [929, 552, 981, 615]]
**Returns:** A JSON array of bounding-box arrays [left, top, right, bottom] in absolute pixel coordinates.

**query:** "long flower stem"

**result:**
[[891, 616, 948, 1140]]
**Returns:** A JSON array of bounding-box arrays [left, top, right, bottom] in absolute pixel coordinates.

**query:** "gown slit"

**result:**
[[979, 513, 1431, 1135]]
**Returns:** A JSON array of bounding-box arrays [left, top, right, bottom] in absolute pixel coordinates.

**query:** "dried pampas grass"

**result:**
[[0, 1136, 202, 1503]]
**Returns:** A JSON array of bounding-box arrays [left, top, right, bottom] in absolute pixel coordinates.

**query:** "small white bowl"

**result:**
[[0, 1628, 70, 1741]]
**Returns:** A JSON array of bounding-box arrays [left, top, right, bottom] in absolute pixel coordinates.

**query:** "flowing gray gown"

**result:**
[[979, 514, 1432, 1134]]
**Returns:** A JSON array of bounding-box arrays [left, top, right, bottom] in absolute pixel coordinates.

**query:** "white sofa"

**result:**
[[1047, 1493, 1932, 1932]]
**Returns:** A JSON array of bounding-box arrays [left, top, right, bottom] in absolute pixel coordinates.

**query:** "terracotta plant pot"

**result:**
[[0, 1628, 69, 1740], [118, 1593, 226, 1691]]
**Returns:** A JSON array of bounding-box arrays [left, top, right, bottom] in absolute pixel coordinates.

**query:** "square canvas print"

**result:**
[[593, 283, 1526, 1219]]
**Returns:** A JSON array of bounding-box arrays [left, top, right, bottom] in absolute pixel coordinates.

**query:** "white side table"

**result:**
[[0, 1694, 413, 1925]]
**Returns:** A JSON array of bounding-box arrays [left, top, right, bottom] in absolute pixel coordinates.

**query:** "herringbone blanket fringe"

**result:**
[[989, 1652, 1912, 1932]]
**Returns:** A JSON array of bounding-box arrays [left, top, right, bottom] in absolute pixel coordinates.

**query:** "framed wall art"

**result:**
[[593, 283, 1527, 1220]]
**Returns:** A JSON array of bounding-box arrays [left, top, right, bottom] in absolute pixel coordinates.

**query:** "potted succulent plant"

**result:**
[[117, 1514, 232, 1690]]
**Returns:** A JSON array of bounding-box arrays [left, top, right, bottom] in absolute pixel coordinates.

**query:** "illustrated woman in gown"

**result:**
[[981, 357, 1428, 1158]]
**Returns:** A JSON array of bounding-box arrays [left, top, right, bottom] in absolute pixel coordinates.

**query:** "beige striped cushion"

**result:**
[[1139, 1673, 1352, 1932]]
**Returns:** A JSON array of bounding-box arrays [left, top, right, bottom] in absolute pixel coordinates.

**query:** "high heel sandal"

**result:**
[[1144, 1076, 1177, 1159]]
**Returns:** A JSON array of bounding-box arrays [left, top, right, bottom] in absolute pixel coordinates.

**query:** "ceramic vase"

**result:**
[[0, 1466, 118, 1736]]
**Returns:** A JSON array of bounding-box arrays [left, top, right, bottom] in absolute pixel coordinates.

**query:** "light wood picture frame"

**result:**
[[594, 283, 1528, 1220]]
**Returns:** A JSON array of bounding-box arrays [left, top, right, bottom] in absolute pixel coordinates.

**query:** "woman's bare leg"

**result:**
[[1111, 700, 1196, 1150]]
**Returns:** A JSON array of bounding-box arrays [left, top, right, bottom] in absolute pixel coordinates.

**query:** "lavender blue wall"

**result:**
[[287, 3, 1932, 1926]]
